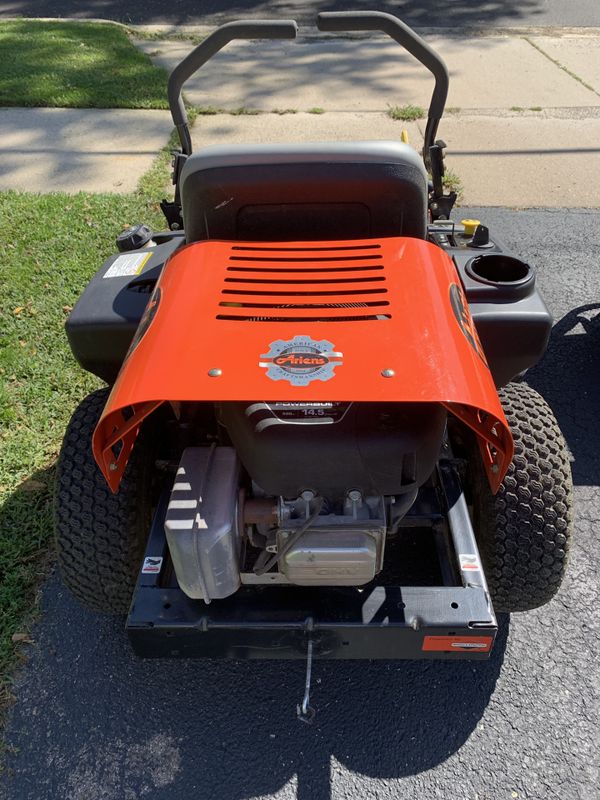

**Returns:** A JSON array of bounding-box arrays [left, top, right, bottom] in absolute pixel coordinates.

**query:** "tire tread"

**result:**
[[54, 389, 152, 614], [473, 382, 573, 612]]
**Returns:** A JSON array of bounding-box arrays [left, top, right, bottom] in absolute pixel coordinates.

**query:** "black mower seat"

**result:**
[[179, 141, 428, 243]]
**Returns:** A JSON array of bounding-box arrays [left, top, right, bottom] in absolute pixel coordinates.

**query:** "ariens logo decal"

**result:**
[[124, 285, 161, 361], [274, 352, 329, 368], [449, 283, 488, 365], [259, 336, 343, 386]]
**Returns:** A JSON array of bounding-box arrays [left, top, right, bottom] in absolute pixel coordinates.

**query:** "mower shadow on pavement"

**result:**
[[526, 303, 600, 487], [2, 574, 509, 800]]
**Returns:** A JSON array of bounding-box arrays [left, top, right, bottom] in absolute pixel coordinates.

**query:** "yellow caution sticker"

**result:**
[[103, 252, 152, 279]]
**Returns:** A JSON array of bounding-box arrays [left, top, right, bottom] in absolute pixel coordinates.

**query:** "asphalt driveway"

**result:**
[[1, 207, 599, 800]]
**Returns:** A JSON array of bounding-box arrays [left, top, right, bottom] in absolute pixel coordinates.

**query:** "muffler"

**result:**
[[164, 446, 241, 602]]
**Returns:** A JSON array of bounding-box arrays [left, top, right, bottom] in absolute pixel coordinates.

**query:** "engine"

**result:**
[[165, 401, 447, 602]]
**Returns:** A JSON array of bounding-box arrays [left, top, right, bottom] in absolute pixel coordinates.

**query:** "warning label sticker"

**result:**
[[142, 556, 163, 574], [423, 635, 493, 653], [103, 252, 151, 279], [459, 553, 481, 572]]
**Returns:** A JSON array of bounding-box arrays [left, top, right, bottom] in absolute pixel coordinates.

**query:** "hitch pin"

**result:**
[[297, 637, 316, 724]]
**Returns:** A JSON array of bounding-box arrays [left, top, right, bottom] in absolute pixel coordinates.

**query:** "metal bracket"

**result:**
[[160, 200, 183, 231], [160, 151, 187, 230], [429, 191, 458, 222]]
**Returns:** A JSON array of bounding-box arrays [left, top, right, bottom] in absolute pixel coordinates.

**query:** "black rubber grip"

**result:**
[[168, 20, 298, 154]]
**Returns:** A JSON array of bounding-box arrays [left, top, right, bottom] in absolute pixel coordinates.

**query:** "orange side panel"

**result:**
[[92, 237, 513, 492]]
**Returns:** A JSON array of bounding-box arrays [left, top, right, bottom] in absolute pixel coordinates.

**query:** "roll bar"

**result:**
[[168, 20, 298, 155], [316, 11, 449, 162], [166, 13, 449, 170]]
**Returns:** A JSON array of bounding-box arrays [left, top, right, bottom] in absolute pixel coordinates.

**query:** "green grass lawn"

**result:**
[[0, 20, 169, 108], [0, 190, 165, 710]]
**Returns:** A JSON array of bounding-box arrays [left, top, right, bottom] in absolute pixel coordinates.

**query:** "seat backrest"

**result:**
[[180, 141, 428, 243]]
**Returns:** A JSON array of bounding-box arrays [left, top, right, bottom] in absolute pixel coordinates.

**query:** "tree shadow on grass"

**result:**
[[0, 21, 167, 109]]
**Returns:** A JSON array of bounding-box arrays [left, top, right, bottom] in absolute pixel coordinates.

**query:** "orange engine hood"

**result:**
[[92, 237, 513, 492]]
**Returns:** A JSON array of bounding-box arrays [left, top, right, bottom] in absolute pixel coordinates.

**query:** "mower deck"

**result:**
[[127, 459, 497, 660]]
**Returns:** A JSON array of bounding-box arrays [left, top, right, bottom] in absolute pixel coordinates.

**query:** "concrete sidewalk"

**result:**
[[135, 31, 600, 207], [0, 107, 172, 193], [1, 29, 600, 205], [135, 33, 600, 111], [187, 111, 600, 207]]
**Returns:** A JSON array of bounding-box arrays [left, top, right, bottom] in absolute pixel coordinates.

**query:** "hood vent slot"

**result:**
[[218, 244, 390, 322]]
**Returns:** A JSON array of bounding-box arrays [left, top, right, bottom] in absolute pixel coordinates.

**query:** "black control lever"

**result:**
[[430, 140, 445, 197], [429, 139, 457, 221]]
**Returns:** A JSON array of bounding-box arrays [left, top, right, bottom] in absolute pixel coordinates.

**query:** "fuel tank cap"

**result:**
[[116, 223, 154, 252]]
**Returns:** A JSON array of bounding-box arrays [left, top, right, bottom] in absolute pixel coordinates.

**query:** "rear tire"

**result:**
[[54, 388, 154, 614], [470, 382, 573, 612]]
